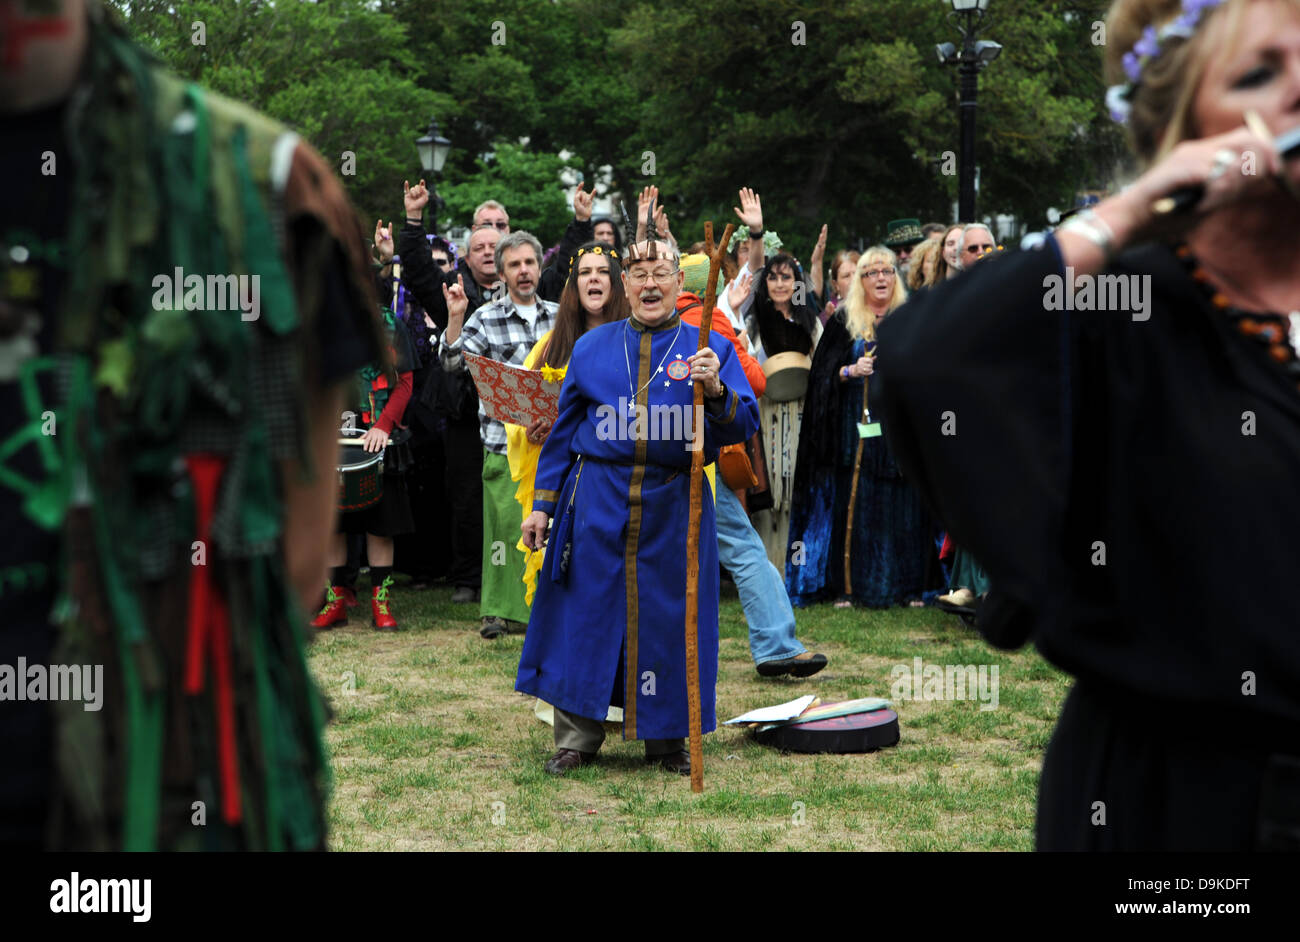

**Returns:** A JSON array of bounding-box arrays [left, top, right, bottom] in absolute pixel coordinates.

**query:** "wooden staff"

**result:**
[[842, 341, 876, 598], [684, 220, 735, 793]]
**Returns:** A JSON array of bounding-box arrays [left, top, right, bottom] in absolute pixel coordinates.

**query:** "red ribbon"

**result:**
[[183, 454, 241, 825]]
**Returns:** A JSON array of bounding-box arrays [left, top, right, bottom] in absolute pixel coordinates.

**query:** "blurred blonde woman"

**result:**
[[878, 0, 1300, 849]]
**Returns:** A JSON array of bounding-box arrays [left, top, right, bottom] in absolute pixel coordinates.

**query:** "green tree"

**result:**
[[610, 0, 1124, 260], [440, 142, 576, 244], [107, 0, 446, 224]]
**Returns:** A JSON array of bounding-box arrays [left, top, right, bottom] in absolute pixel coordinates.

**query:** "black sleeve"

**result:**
[[792, 312, 853, 493], [874, 245, 1070, 621], [397, 221, 449, 330], [559, 217, 593, 264], [538, 217, 594, 303]]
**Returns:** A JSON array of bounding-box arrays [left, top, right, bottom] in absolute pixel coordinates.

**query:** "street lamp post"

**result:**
[[936, 0, 1001, 222], [415, 116, 452, 233]]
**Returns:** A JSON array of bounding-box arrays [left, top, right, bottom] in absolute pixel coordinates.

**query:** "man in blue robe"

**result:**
[[517, 238, 759, 775]]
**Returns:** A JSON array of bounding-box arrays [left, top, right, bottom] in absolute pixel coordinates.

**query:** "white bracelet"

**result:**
[[1060, 209, 1116, 262]]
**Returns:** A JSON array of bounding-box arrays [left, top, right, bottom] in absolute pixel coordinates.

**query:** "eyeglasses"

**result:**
[[862, 268, 896, 278], [475, 221, 509, 231], [626, 268, 679, 286]]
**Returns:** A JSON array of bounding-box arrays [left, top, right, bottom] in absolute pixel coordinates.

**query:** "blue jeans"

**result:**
[[715, 482, 806, 665]]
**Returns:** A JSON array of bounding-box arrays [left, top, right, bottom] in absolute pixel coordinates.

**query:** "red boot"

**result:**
[[311, 585, 350, 629], [372, 576, 398, 631]]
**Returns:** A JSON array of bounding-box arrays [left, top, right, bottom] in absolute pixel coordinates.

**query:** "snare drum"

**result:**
[[337, 427, 384, 512]]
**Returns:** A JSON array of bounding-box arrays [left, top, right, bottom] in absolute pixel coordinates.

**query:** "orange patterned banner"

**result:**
[[463, 352, 561, 427]]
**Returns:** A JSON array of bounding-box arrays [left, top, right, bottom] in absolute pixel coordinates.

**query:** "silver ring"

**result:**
[[1208, 148, 1239, 182]]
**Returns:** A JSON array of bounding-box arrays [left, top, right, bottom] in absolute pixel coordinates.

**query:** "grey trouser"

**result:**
[[553, 706, 683, 756]]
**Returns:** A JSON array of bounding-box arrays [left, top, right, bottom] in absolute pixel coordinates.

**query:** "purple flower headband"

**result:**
[[1106, 0, 1226, 124]]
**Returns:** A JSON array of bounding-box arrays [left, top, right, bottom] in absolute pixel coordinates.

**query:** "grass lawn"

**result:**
[[309, 577, 1070, 851]]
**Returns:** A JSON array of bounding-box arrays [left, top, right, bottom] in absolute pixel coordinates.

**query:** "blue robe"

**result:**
[[515, 312, 759, 740]]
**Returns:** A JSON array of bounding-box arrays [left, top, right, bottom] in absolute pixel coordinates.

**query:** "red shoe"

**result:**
[[372, 576, 398, 631], [311, 585, 350, 629]]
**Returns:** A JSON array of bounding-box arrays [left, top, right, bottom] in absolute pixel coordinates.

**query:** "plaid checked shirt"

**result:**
[[440, 294, 558, 454]]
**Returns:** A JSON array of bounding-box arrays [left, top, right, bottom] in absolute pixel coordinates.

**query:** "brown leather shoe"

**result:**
[[544, 748, 596, 775], [647, 749, 691, 776]]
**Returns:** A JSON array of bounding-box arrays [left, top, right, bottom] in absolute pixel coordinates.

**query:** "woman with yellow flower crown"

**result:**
[[506, 242, 631, 606]]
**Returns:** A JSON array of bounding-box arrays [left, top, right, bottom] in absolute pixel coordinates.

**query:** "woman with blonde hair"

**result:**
[[905, 238, 945, 291], [784, 247, 935, 608], [877, 0, 1300, 849]]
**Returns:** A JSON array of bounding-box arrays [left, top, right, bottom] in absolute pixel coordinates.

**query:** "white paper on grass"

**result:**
[[723, 695, 817, 726]]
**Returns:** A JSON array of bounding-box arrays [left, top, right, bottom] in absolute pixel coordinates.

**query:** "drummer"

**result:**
[[312, 304, 418, 630]]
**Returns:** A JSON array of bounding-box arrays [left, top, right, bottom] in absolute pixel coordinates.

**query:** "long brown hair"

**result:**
[[541, 242, 631, 368], [906, 239, 943, 291]]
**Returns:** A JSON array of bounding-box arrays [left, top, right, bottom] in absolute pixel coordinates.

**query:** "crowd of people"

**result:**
[[6, 0, 1298, 852], [329, 180, 1016, 643]]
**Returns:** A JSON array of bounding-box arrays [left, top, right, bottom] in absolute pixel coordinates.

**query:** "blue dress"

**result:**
[[785, 314, 933, 607], [515, 312, 759, 740]]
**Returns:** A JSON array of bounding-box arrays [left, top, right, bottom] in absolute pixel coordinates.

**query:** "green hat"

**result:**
[[884, 219, 925, 249], [679, 253, 710, 296]]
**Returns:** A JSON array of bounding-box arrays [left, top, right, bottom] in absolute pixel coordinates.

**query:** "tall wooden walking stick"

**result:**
[[684, 220, 734, 793], [842, 340, 878, 598]]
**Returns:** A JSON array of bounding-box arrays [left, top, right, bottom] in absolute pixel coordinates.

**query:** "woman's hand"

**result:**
[[635, 185, 659, 241], [362, 426, 390, 453], [522, 511, 551, 551], [1102, 126, 1282, 248], [843, 355, 873, 379], [726, 271, 753, 311], [688, 347, 724, 398], [734, 187, 763, 232], [811, 223, 827, 265]]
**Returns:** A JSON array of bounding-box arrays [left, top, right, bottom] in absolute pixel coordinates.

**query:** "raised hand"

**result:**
[[734, 187, 763, 232], [404, 178, 429, 218], [374, 219, 394, 264], [653, 203, 672, 240], [637, 184, 659, 218], [635, 184, 659, 240], [811, 224, 827, 263], [442, 273, 468, 321], [573, 181, 594, 222], [727, 270, 753, 310]]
